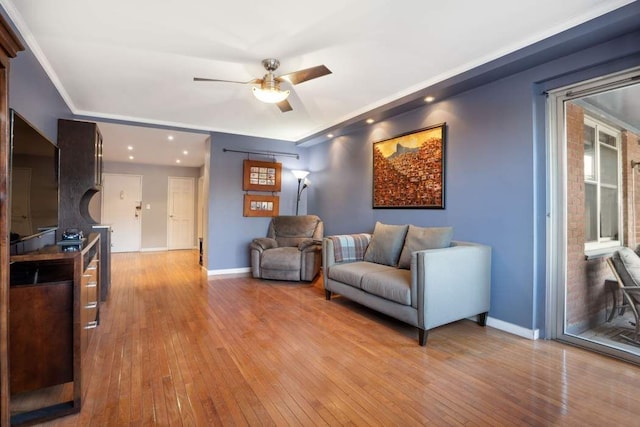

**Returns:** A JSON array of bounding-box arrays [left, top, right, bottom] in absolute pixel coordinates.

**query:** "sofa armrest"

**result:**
[[251, 237, 278, 252], [322, 234, 369, 290], [412, 241, 491, 330], [323, 234, 371, 265]]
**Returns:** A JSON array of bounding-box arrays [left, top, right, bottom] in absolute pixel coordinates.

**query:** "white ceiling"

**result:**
[[97, 121, 208, 168], [1, 0, 635, 166]]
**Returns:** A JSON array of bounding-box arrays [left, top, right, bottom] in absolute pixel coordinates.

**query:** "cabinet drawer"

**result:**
[[82, 260, 98, 283], [86, 282, 98, 303], [82, 271, 97, 285], [83, 303, 98, 324]]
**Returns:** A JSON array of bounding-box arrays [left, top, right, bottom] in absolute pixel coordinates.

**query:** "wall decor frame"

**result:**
[[243, 194, 280, 217], [373, 123, 446, 209], [243, 159, 282, 192]]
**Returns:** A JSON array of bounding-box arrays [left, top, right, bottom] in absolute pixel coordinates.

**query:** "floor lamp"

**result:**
[[292, 170, 310, 215]]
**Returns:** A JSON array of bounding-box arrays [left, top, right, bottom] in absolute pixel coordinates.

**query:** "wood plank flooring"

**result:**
[[35, 250, 640, 426]]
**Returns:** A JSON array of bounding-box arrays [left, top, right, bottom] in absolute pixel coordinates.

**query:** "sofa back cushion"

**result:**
[[363, 222, 409, 266], [397, 225, 453, 269]]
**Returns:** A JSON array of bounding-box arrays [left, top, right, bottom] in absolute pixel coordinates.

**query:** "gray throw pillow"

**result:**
[[397, 225, 453, 269], [363, 222, 409, 266]]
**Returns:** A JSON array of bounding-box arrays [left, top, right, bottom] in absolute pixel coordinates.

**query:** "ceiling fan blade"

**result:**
[[279, 65, 331, 85], [276, 99, 293, 113], [193, 77, 262, 84]]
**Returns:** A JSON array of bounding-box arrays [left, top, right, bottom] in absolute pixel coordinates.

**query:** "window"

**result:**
[[584, 116, 621, 251]]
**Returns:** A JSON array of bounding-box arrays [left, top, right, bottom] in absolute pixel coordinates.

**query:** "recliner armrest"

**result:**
[[251, 237, 278, 252], [299, 238, 322, 252]]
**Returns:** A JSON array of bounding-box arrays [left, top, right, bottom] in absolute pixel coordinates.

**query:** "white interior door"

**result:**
[[102, 173, 142, 253], [168, 177, 195, 250], [197, 176, 204, 239]]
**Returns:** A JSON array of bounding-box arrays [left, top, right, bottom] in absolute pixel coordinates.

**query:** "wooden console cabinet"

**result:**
[[92, 225, 111, 301], [9, 234, 100, 425]]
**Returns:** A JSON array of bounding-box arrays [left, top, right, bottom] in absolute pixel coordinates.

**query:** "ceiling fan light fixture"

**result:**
[[252, 86, 290, 104]]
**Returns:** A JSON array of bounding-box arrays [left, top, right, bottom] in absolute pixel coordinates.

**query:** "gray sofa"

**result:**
[[250, 215, 323, 281], [322, 222, 491, 345]]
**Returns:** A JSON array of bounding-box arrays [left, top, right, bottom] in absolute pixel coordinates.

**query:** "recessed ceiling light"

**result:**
[[424, 96, 435, 103], [127, 146, 133, 150], [366, 118, 375, 124], [183, 150, 188, 155], [129, 155, 134, 160], [176, 159, 181, 163], [168, 135, 174, 141], [327, 133, 334, 138]]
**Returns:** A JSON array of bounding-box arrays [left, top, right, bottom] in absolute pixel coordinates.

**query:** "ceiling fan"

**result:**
[[194, 58, 331, 112]]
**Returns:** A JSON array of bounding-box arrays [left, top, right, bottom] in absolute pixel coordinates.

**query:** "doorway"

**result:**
[[102, 173, 142, 253], [548, 68, 640, 363], [167, 176, 195, 250]]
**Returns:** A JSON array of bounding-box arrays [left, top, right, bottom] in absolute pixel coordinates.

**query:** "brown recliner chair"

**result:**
[[250, 215, 323, 281]]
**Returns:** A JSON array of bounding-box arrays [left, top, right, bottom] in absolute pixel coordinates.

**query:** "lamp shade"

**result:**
[[252, 86, 290, 103], [292, 170, 310, 180]]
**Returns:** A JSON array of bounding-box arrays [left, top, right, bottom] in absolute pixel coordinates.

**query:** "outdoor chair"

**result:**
[[606, 247, 640, 346]]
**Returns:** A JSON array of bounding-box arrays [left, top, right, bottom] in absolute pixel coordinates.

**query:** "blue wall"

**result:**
[[3, 6, 72, 142], [308, 26, 640, 334], [208, 132, 308, 270]]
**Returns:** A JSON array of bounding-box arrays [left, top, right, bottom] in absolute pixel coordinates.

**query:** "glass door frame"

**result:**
[[546, 67, 640, 364]]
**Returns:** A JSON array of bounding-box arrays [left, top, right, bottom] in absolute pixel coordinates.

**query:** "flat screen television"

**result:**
[[9, 109, 59, 243]]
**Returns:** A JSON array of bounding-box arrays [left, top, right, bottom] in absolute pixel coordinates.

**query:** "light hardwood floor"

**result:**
[[37, 250, 640, 426]]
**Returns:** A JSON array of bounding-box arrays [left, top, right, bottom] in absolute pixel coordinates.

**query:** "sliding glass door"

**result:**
[[548, 68, 640, 363]]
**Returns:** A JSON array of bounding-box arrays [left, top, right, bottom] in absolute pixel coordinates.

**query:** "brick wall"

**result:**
[[565, 102, 640, 333], [623, 130, 640, 246]]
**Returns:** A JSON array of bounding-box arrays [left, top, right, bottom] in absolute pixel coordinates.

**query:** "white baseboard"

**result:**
[[486, 316, 540, 340], [141, 247, 168, 252], [208, 267, 251, 276]]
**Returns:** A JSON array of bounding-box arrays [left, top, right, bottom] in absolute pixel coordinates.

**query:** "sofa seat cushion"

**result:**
[[328, 261, 392, 289], [261, 247, 301, 271], [360, 268, 412, 305]]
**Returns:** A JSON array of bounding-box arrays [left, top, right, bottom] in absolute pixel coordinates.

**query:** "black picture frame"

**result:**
[[372, 123, 446, 209]]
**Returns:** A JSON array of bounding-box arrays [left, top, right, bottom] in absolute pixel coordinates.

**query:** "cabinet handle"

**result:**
[[84, 302, 98, 309], [86, 266, 98, 271], [86, 282, 97, 288], [82, 274, 93, 278], [84, 321, 98, 329]]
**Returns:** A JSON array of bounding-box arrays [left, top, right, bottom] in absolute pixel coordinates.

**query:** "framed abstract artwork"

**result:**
[[372, 123, 446, 208], [243, 159, 282, 192]]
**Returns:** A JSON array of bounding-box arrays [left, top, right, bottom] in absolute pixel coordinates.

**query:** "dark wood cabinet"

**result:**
[[9, 279, 73, 394], [0, 14, 25, 427], [57, 119, 104, 235], [8, 234, 100, 425], [58, 119, 111, 301], [92, 225, 111, 301]]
